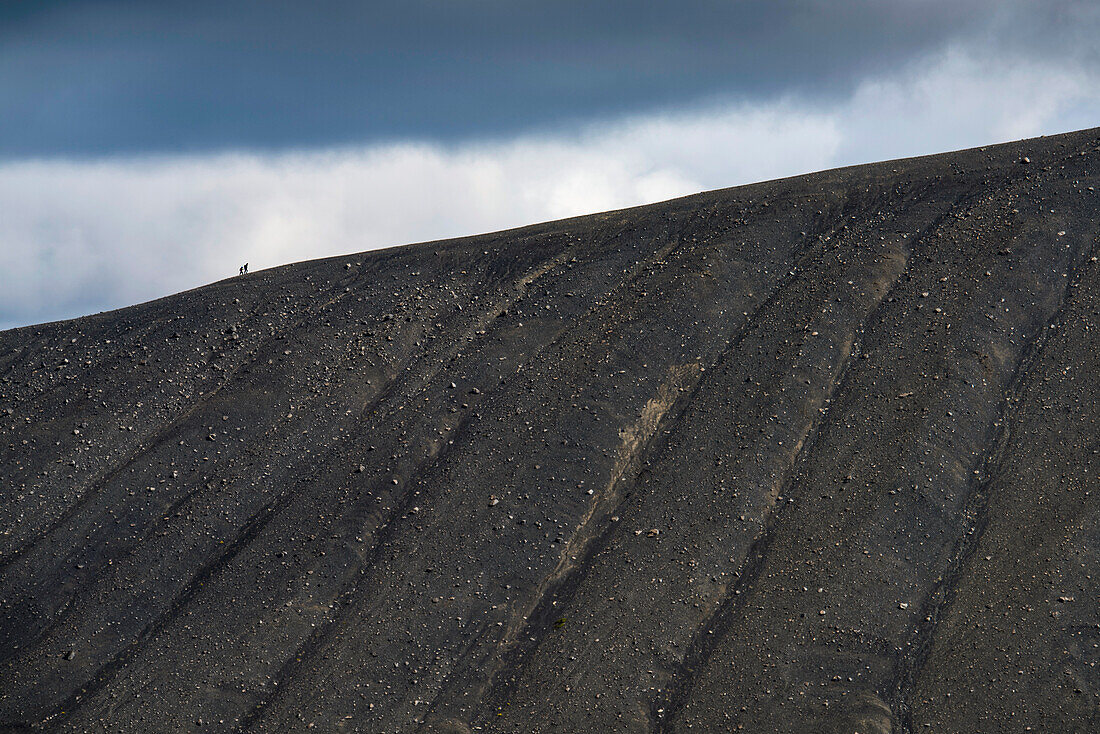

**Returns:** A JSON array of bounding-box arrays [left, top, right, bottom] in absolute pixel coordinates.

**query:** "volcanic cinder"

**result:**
[[2, 129, 1099, 733]]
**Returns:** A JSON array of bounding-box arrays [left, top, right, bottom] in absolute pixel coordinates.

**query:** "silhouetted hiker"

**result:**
[[239, 263, 249, 275]]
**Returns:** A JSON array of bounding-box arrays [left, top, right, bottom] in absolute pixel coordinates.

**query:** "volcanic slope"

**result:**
[[3, 129, 1100, 733]]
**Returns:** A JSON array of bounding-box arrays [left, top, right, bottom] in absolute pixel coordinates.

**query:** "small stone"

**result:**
[[64, 650, 75, 660]]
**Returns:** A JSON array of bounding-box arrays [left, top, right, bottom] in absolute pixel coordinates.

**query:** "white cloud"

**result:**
[[1, 47, 1099, 330], [836, 46, 1099, 163]]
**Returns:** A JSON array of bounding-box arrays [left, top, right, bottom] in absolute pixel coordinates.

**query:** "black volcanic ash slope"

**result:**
[[2, 129, 1099, 734]]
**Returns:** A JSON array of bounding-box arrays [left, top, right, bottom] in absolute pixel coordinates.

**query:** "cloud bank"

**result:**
[[0, 0, 1004, 157], [3, 48, 1099, 330]]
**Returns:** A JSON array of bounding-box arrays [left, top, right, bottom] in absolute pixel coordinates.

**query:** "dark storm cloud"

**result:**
[[0, 0, 1017, 158]]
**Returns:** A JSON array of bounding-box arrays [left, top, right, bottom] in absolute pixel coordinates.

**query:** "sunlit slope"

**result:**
[[2, 128, 1098, 733]]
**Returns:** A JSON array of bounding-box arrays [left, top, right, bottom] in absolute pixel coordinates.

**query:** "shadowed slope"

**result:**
[[1, 128, 1099, 733]]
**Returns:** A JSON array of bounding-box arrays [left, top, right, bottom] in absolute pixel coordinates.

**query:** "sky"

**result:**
[[2, 0, 1100, 330]]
